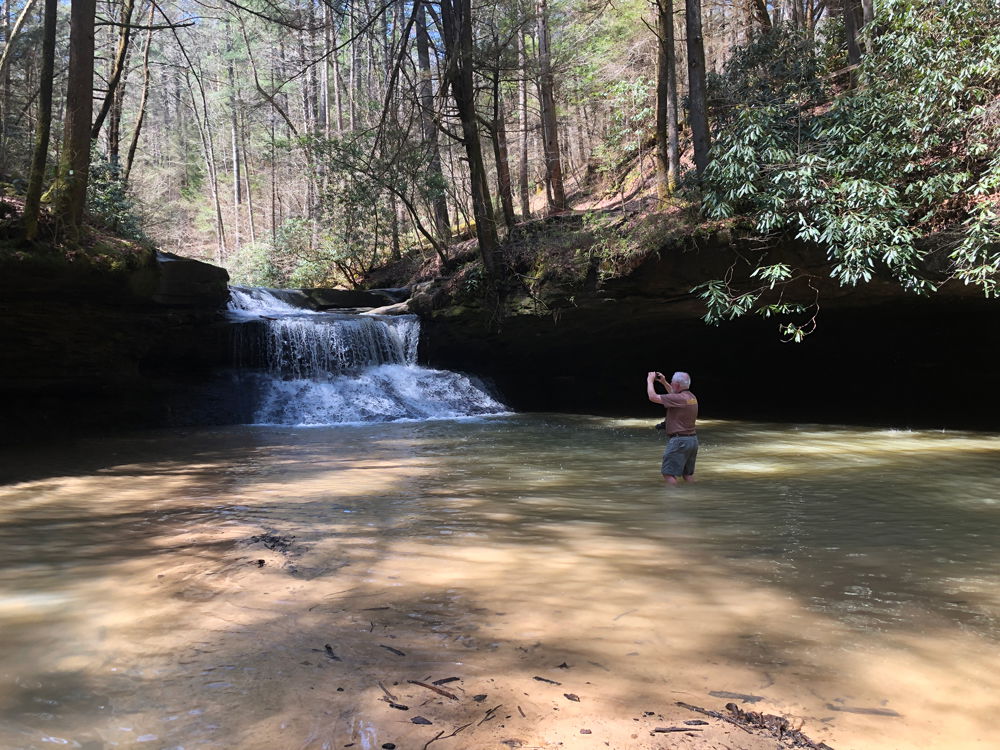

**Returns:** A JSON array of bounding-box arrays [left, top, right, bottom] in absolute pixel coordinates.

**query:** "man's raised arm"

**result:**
[[647, 371, 671, 404]]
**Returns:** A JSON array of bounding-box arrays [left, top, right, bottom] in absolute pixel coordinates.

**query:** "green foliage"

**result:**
[[700, 1, 1000, 334], [225, 219, 324, 288], [224, 241, 282, 287], [583, 210, 670, 280], [86, 157, 148, 243], [278, 218, 327, 286], [591, 77, 655, 174]]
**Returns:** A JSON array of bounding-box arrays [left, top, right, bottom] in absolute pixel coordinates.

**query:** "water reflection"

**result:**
[[1, 416, 999, 749]]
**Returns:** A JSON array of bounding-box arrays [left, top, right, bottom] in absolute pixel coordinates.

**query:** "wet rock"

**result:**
[[364, 301, 410, 316], [153, 252, 229, 307], [306, 287, 409, 310]]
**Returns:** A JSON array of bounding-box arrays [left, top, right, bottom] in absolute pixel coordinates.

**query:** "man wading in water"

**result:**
[[646, 371, 698, 485]]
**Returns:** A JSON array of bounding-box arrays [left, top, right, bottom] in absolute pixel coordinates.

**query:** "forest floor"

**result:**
[[362, 149, 738, 308], [0, 195, 155, 275], [291, 632, 835, 750]]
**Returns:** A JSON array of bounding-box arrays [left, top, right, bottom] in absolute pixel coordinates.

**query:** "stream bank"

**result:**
[[386, 214, 999, 430], [0, 246, 230, 440], [3, 210, 997, 437]]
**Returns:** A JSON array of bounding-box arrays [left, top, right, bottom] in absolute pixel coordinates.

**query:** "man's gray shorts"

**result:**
[[661, 435, 698, 477]]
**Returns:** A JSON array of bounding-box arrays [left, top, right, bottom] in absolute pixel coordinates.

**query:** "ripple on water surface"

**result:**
[[1, 416, 999, 750]]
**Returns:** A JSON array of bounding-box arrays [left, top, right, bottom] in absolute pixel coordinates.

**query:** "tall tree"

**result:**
[[535, 0, 567, 212], [685, 0, 710, 177], [518, 29, 531, 220], [170, 20, 227, 260], [227, 22, 242, 253], [416, 1, 450, 246], [0, 0, 38, 86], [53, 0, 98, 232], [843, 0, 862, 67], [22, 0, 56, 239], [439, 0, 502, 279], [749, 0, 772, 32], [489, 69, 516, 233], [655, 0, 680, 199], [91, 0, 135, 150], [123, 4, 154, 183]]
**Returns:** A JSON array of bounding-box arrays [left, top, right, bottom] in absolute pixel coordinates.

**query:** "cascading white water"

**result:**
[[227, 287, 507, 425]]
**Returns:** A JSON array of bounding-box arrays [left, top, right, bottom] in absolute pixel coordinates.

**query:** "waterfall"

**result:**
[[226, 287, 507, 425]]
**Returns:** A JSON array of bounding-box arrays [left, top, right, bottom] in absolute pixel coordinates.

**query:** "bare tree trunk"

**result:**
[[348, 11, 357, 130], [575, 101, 589, 169], [0, 0, 9, 170], [91, 0, 134, 145], [107, 54, 127, 166], [321, 0, 331, 140], [123, 5, 154, 183], [53, 0, 97, 233], [270, 111, 277, 245], [389, 192, 400, 260], [299, 16, 316, 225], [535, 0, 567, 212], [844, 0, 862, 66], [241, 112, 256, 245], [23, 0, 56, 239], [228, 27, 241, 253], [0, 0, 39, 89], [163, 5, 225, 256], [332, 26, 345, 134], [193, 75, 227, 260], [518, 30, 531, 220], [440, 0, 501, 279], [559, 120, 574, 177], [491, 71, 516, 233], [655, 0, 680, 199], [416, 2, 450, 246], [182, 61, 226, 260], [685, 0, 710, 178], [861, 0, 873, 27], [750, 0, 772, 31]]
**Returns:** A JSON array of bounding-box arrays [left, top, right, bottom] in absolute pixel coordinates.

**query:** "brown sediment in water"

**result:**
[[3, 419, 1000, 749]]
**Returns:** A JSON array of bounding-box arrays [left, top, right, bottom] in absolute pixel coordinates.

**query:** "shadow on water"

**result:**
[[2, 415, 1000, 748]]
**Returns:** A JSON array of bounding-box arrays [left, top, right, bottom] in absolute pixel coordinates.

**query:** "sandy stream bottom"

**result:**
[[1, 422, 999, 750]]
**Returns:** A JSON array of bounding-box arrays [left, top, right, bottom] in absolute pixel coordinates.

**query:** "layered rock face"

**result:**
[[0, 250, 231, 440], [3, 231, 997, 437], [416, 234, 1000, 431]]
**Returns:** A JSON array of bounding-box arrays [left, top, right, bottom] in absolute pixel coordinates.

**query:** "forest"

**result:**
[[4, 8, 1000, 748], [1, 0, 998, 332]]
